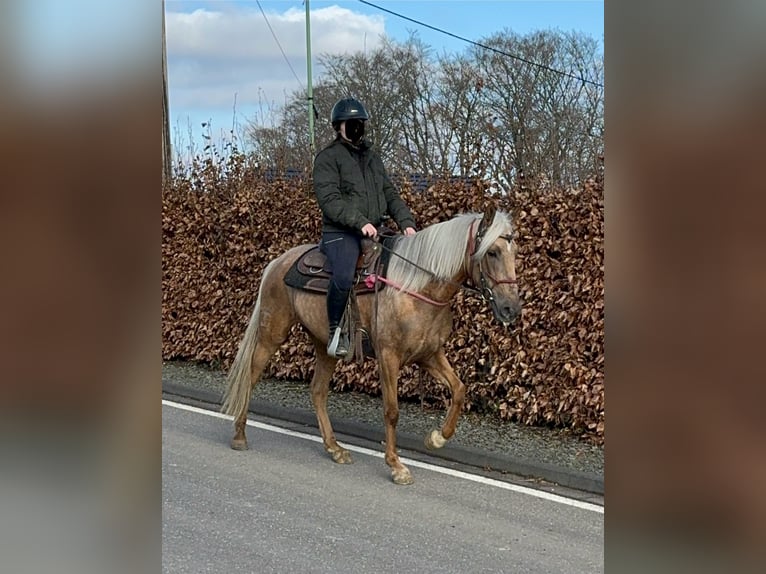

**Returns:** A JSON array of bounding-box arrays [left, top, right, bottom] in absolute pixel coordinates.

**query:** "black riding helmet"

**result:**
[[330, 97, 369, 130]]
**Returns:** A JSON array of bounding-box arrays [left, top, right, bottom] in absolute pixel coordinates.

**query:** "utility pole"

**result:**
[[162, 0, 172, 184], [305, 0, 315, 161]]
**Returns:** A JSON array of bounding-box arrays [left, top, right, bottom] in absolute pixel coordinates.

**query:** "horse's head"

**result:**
[[468, 205, 522, 327]]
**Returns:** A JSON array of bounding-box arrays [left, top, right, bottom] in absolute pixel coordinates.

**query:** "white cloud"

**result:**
[[167, 5, 387, 113]]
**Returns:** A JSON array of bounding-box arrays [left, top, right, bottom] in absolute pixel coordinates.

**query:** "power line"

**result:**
[[357, 0, 604, 89], [255, 0, 303, 88]]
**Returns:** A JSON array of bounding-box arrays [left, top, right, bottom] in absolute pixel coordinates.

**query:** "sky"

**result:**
[[165, 1, 604, 157], [13, 0, 155, 87]]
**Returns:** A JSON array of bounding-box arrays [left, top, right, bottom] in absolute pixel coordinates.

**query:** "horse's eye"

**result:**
[[488, 250, 498, 258]]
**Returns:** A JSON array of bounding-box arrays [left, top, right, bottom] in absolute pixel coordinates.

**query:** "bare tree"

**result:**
[[472, 30, 603, 188], [434, 55, 490, 178], [244, 30, 604, 189], [244, 84, 336, 172]]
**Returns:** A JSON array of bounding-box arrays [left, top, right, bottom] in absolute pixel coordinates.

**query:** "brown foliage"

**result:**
[[162, 166, 604, 444]]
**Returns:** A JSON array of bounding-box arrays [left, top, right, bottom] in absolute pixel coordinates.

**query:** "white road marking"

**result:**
[[163, 399, 604, 514]]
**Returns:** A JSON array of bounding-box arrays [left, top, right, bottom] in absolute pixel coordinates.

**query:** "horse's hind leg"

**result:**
[[229, 339, 283, 450], [309, 341, 351, 464], [419, 348, 466, 450], [224, 268, 295, 450]]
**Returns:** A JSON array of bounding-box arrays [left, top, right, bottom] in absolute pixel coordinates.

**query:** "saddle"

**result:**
[[283, 230, 396, 295]]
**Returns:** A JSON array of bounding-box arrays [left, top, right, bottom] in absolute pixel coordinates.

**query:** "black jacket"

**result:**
[[313, 139, 416, 233]]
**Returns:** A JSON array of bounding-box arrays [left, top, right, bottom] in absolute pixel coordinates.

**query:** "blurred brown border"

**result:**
[[0, 4, 159, 571], [0, 82, 157, 417], [607, 0, 766, 571]]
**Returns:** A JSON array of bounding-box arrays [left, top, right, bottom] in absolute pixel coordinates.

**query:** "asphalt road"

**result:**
[[163, 402, 603, 574], [162, 361, 604, 493]]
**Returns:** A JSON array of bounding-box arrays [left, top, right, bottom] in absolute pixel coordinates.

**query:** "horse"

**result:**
[[221, 205, 521, 485]]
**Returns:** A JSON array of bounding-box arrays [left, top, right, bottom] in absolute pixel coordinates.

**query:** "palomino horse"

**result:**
[[221, 205, 521, 484]]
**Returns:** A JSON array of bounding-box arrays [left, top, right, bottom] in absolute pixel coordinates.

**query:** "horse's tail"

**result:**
[[220, 260, 275, 417]]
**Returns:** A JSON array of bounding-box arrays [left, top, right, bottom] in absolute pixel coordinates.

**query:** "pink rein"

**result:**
[[364, 219, 514, 307], [364, 274, 449, 307]]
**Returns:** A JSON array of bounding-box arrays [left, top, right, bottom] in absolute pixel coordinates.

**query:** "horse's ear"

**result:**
[[479, 204, 497, 234]]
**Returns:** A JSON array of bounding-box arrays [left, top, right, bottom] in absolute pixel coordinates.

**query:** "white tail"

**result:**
[[220, 261, 275, 417]]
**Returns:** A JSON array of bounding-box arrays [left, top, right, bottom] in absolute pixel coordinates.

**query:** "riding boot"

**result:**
[[326, 281, 351, 358]]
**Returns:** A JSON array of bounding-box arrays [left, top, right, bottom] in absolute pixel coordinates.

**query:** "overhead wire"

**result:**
[[255, 0, 304, 88], [357, 0, 604, 89]]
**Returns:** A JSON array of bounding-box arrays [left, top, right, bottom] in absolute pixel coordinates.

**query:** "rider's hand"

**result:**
[[361, 223, 378, 238], [403, 227, 416, 236]]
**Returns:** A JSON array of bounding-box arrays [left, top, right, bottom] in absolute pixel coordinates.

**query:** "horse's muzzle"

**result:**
[[493, 299, 522, 327]]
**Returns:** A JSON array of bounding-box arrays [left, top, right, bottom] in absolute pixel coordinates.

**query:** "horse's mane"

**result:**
[[386, 211, 513, 294]]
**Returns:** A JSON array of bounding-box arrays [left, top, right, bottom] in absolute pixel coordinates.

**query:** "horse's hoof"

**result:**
[[424, 429, 447, 450], [330, 448, 353, 464], [230, 438, 248, 451], [391, 468, 414, 485]]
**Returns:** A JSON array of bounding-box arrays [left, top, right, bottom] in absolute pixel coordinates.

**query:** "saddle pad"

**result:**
[[284, 237, 396, 295]]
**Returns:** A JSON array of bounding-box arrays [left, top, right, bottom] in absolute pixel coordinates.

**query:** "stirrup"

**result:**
[[327, 327, 348, 358]]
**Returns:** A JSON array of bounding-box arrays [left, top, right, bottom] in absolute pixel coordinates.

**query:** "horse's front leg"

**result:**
[[419, 349, 466, 450], [310, 340, 352, 464], [378, 349, 413, 485]]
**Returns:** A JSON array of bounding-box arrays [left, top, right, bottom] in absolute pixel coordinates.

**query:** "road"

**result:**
[[163, 401, 603, 573]]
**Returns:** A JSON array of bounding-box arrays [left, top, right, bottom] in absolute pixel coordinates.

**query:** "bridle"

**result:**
[[466, 219, 518, 307]]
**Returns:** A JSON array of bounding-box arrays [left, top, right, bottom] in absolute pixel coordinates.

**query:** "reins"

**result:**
[[364, 273, 450, 307], [370, 235, 480, 303], [368, 218, 517, 307]]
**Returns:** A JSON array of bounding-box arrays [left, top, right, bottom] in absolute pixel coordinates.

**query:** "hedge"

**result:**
[[162, 157, 604, 443]]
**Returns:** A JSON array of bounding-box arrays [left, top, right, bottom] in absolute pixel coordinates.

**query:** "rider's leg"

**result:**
[[320, 232, 359, 357]]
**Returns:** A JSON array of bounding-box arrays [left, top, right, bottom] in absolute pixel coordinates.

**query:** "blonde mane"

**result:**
[[385, 211, 512, 294]]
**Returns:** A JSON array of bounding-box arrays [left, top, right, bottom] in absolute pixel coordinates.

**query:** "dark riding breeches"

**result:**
[[319, 231, 361, 328]]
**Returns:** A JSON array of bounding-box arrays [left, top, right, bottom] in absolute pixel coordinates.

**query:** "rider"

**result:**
[[313, 97, 417, 358]]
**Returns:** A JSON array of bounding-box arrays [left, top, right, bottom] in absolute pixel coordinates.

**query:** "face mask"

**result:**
[[344, 119, 365, 143]]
